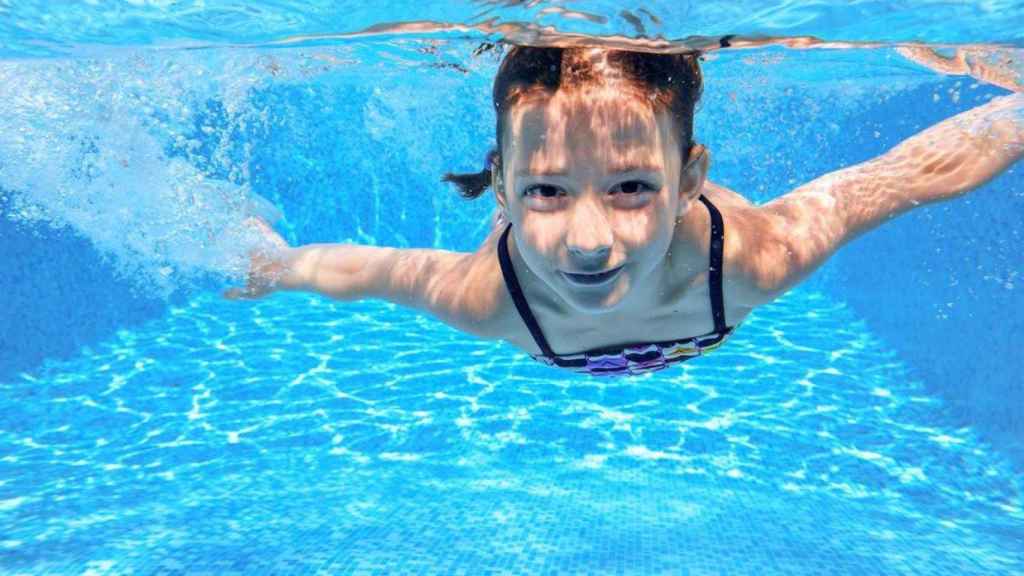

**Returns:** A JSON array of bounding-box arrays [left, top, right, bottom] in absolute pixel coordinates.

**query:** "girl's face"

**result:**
[[497, 86, 706, 314]]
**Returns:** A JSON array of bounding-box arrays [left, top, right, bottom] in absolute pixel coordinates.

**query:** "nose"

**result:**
[[566, 199, 613, 270], [568, 244, 611, 270]]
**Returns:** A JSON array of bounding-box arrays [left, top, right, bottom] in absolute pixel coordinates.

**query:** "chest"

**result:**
[[503, 281, 751, 357]]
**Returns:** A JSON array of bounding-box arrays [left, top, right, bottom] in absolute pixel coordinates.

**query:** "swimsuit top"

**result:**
[[497, 194, 737, 377]]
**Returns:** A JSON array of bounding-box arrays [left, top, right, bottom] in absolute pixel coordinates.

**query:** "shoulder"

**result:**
[[679, 191, 795, 308], [718, 203, 794, 306], [429, 224, 519, 340]]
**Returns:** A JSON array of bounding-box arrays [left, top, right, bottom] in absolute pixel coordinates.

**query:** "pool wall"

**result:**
[[825, 180, 1024, 465], [0, 210, 173, 379], [810, 81, 1024, 467]]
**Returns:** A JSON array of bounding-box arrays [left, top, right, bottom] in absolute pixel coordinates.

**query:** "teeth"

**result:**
[[563, 266, 621, 286]]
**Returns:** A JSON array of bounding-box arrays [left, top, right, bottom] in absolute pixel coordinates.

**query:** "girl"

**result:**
[[226, 45, 1023, 377]]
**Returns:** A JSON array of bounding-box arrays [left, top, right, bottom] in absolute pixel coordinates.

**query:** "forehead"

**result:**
[[505, 86, 679, 173]]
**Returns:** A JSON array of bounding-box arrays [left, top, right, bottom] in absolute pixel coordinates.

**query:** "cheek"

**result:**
[[515, 214, 568, 257], [513, 219, 567, 273], [611, 200, 674, 250]]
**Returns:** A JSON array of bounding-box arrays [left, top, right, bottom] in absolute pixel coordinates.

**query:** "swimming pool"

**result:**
[[1, 2, 1022, 575]]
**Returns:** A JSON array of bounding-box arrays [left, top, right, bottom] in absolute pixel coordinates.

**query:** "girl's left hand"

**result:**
[[897, 45, 1022, 93]]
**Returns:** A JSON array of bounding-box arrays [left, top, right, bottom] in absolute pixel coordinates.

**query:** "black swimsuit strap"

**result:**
[[497, 223, 558, 357], [698, 194, 729, 333], [497, 193, 729, 358]]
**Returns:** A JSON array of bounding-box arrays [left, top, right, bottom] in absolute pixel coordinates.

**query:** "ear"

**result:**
[[677, 144, 709, 215], [492, 157, 508, 213]]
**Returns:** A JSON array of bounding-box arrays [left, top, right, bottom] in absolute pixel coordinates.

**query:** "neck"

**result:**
[[667, 195, 712, 286], [506, 208, 709, 323]]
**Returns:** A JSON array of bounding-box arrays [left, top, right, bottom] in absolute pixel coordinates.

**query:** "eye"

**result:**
[[609, 180, 658, 209], [611, 180, 658, 195], [521, 183, 568, 211], [523, 184, 565, 198]]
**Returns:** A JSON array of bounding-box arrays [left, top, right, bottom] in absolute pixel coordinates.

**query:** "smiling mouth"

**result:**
[[560, 265, 624, 287]]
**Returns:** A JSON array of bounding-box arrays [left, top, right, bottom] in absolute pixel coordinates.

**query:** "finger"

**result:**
[[224, 287, 256, 300], [245, 215, 274, 234], [896, 45, 930, 62], [245, 217, 288, 250]]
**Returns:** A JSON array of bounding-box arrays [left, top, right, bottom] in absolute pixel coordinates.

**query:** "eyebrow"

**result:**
[[515, 164, 662, 178]]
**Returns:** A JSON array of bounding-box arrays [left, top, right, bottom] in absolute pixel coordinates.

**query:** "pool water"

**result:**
[[1, 2, 1023, 575], [2, 290, 1021, 574]]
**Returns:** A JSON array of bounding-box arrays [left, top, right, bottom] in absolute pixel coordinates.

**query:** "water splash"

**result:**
[[0, 52, 280, 298]]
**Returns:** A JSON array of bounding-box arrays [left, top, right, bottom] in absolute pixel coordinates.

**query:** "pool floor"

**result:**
[[1, 289, 1021, 575]]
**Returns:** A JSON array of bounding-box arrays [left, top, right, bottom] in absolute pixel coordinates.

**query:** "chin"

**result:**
[[567, 299, 622, 315], [557, 281, 629, 314]]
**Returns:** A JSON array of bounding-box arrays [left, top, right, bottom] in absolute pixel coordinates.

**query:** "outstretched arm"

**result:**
[[896, 45, 1022, 93], [225, 218, 509, 338], [739, 92, 1023, 301]]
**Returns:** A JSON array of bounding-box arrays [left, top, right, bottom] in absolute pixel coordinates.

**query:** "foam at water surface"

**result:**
[[1, 1, 1023, 57]]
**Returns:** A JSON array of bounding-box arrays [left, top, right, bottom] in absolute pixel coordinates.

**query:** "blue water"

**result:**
[[3, 291, 1021, 574], [1, 2, 1023, 575]]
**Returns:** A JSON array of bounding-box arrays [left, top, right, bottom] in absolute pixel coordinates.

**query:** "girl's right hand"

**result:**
[[223, 217, 296, 300]]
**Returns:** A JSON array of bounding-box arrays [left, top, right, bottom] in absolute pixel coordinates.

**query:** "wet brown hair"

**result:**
[[442, 45, 704, 199]]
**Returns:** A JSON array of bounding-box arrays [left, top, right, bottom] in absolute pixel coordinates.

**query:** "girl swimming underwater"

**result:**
[[226, 45, 1023, 377]]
